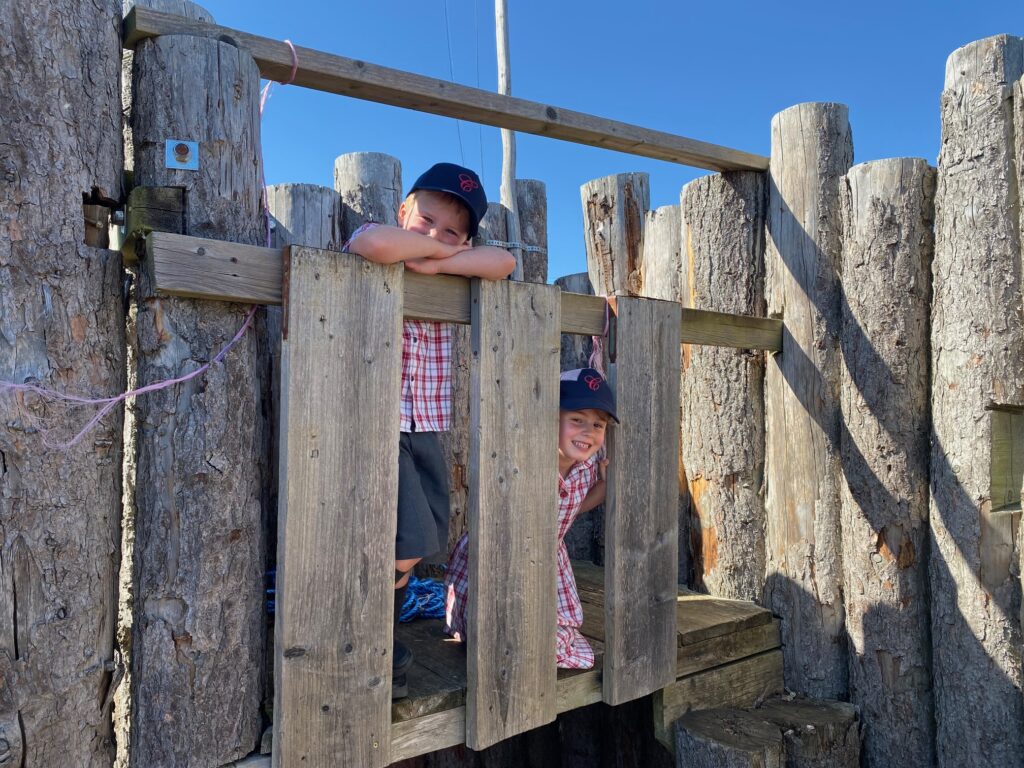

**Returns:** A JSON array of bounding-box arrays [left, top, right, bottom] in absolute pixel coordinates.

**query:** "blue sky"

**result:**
[[199, 0, 1021, 282]]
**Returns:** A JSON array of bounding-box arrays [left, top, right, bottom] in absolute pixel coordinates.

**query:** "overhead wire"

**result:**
[[442, 0, 467, 166]]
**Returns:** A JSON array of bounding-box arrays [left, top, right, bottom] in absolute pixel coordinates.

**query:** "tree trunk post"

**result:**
[[581, 173, 650, 297], [0, 2, 124, 766], [516, 179, 548, 285], [639, 204, 692, 587], [839, 157, 936, 767], [334, 152, 403, 244], [764, 102, 852, 699], [930, 34, 1024, 767], [680, 173, 767, 601], [129, 27, 267, 765]]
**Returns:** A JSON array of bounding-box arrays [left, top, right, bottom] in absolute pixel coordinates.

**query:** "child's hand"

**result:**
[[404, 257, 442, 274], [597, 458, 609, 481]]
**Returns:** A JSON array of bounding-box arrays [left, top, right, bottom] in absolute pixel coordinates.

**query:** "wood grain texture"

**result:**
[[839, 158, 936, 767], [274, 248, 402, 767], [466, 279, 561, 749], [0, 2, 124, 765], [674, 709, 784, 768], [603, 297, 681, 705], [930, 35, 1024, 767], [122, 8, 770, 171], [680, 172, 767, 601], [130, 31, 267, 766], [639, 204, 691, 587], [756, 698, 860, 768], [265, 182, 343, 735], [763, 102, 852, 700], [581, 173, 650, 297], [516, 179, 548, 285], [142, 231, 784, 349], [333, 152, 402, 243], [653, 650, 785, 749]]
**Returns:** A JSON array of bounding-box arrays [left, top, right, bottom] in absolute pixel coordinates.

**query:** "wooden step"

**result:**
[[389, 563, 779, 762]]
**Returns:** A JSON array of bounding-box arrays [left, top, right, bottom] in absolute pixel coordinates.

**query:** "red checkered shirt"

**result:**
[[444, 456, 600, 669], [344, 223, 452, 432]]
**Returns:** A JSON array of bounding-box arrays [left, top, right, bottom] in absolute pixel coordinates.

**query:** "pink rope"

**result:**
[[588, 298, 611, 378], [2, 306, 257, 450], [3, 36, 302, 451]]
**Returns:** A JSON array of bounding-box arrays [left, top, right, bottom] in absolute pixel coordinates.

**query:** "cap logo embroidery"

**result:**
[[583, 374, 602, 391], [458, 174, 480, 192]]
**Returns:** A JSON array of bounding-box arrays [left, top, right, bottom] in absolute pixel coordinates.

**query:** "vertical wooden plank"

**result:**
[[466, 279, 561, 749], [603, 296, 682, 705], [274, 247, 402, 767]]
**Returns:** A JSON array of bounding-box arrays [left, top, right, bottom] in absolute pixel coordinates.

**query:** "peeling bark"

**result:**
[[0, 1, 125, 766]]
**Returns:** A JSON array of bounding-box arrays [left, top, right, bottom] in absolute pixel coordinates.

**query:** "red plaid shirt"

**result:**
[[444, 456, 600, 669], [344, 223, 452, 432]]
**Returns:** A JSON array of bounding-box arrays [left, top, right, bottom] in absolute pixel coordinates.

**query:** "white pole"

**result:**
[[495, 0, 523, 280]]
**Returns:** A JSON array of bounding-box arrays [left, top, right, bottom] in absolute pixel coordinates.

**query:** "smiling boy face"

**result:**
[[398, 189, 471, 246], [558, 408, 609, 473]]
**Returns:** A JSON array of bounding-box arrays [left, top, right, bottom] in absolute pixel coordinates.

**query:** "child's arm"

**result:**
[[577, 459, 609, 514], [346, 224, 468, 265], [404, 246, 516, 280]]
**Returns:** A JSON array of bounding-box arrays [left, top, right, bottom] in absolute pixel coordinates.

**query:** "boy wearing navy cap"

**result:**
[[444, 368, 618, 669], [345, 163, 515, 698]]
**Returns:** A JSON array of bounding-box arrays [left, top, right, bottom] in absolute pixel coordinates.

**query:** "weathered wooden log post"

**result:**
[[334, 151, 402, 243], [129, 21, 267, 765], [680, 173, 767, 601], [764, 102, 852, 699], [581, 172, 649, 297], [0, 2, 124, 766], [517, 179, 548, 284], [839, 158, 936, 767], [639, 204, 692, 587], [930, 35, 1024, 766], [1016, 75, 1024, 652]]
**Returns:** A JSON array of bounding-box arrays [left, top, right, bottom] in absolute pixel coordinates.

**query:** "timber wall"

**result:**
[[0, 1, 1022, 765]]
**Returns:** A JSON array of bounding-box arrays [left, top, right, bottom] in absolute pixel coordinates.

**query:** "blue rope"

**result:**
[[267, 570, 446, 623], [400, 575, 446, 623]]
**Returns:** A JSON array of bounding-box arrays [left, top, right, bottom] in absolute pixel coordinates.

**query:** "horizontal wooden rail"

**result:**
[[139, 231, 783, 351], [123, 7, 768, 172]]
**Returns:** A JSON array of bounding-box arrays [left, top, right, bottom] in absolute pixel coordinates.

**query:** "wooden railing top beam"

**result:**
[[122, 7, 769, 173], [140, 231, 782, 351]]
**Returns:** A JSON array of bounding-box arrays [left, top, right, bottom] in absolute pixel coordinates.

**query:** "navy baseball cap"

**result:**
[[559, 368, 618, 423], [409, 162, 488, 238]]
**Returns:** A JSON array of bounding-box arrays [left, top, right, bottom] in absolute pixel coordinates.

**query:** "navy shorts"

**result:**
[[397, 431, 450, 563]]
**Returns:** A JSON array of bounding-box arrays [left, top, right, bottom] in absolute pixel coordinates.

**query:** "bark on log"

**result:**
[[839, 158, 935, 767], [581, 173, 650, 297], [334, 152, 403, 243], [130, 33, 267, 766], [639, 203, 691, 587], [553, 273, 600, 564], [930, 34, 1024, 767], [755, 698, 860, 768], [680, 173, 767, 601], [674, 709, 783, 767], [516, 179, 548, 284], [764, 102, 852, 699], [121, 0, 214, 174], [0, 2, 124, 766]]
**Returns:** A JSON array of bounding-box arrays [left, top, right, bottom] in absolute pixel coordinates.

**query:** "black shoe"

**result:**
[[392, 671, 409, 700], [393, 584, 413, 699]]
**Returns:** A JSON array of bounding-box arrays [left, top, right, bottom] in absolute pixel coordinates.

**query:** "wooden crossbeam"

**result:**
[[122, 7, 768, 172], [140, 231, 783, 351]]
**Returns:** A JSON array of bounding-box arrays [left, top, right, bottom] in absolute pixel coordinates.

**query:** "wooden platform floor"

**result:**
[[390, 562, 783, 762]]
